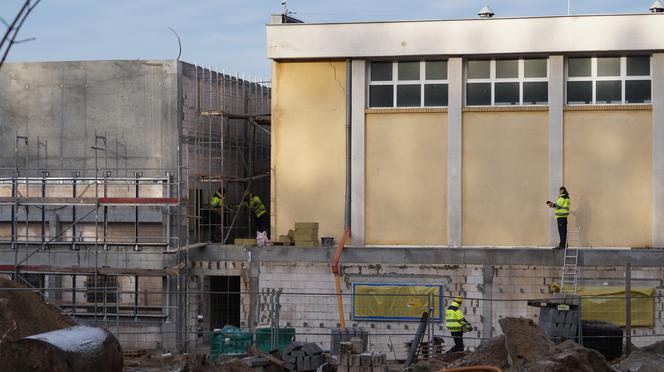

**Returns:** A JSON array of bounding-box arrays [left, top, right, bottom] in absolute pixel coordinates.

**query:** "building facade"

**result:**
[[267, 13, 664, 248]]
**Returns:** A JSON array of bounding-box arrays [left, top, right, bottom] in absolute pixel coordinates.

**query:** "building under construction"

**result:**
[[1, 8, 664, 370]]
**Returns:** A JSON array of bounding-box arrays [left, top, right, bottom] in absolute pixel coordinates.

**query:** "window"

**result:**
[[566, 56, 651, 104], [466, 58, 548, 106], [86, 275, 117, 303], [369, 61, 448, 108]]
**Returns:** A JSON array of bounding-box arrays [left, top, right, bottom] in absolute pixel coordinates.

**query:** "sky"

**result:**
[[0, 0, 655, 80]]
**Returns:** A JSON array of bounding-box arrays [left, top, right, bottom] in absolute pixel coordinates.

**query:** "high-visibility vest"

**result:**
[[445, 301, 465, 332], [243, 195, 266, 218], [553, 193, 570, 219], [210, 191, 224, 208]]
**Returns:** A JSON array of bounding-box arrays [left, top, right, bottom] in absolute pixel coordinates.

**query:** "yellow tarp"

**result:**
[[353, 284, 441, 320], [577, 286, 655, 327]]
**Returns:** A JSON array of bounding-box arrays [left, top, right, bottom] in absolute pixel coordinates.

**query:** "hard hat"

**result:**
[[454, 295, 463, 304]]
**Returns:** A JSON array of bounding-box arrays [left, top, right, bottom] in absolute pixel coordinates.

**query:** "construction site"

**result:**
[[2, 2, 664, 372]]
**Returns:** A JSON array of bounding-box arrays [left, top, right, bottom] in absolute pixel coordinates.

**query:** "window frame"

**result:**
[[368, 60, 449, 108], [466, 58, 549, 106], [566, 56, 652, 105]]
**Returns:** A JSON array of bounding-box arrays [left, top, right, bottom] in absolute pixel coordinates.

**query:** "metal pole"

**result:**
[[41, 171, 47, 248], [71, 171, 79, 250], [134, 171, 141, 251], [625, 262, 632, 356]]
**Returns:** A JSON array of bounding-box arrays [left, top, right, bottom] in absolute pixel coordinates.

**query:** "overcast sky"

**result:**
[[0, 1, 655, 80]]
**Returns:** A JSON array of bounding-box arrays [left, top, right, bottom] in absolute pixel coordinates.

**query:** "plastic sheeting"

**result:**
[[352, 283, 442, 321], [577, 286, 655, 327]]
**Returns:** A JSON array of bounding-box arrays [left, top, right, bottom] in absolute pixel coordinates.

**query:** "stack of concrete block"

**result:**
[[337, 340, 387, 372], [278, 229, 295, 246], [294, 222, 319, 247], [234, 238, 257, 246], [331, 327, 369, 355], [283, 341, 324, 371]]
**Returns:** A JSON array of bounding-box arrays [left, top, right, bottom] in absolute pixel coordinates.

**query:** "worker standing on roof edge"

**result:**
[[546, 186, 571, 249], [445, 295, 472, 353], [238, 191, 268, 235]]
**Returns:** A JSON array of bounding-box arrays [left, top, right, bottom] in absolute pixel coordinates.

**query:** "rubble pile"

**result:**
[[440, 317, 615, 372], [614, 340, 664, 372]]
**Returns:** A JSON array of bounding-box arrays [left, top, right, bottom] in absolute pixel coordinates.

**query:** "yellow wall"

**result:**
[[271, 61, 346, 239], [564, 110, 652, 247], [462, 111, 549, 246], [365, 113, 447, 245]]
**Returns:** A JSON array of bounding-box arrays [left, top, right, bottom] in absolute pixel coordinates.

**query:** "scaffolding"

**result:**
[[0, 62, 271, 353]]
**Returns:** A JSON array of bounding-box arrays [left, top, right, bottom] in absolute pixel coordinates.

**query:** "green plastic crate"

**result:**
[[209, 325, 253, 360], [255, 327, 296, 354]]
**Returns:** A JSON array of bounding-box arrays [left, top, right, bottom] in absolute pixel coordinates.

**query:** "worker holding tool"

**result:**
[[209, 188, 228, 242], [238, 191, 268, 234], [546, 186, 571, 249], [445, 295, 472, 353]]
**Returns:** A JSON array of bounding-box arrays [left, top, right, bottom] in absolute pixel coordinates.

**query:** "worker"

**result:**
[[209, 188, 227, 242], [239, 191, 268, 234], [546, 186, 571, 249], [445, 295, 472, 353]]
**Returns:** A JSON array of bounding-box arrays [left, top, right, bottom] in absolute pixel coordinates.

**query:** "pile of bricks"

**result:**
[[337, 338, 387, 372], [294, 222, 319, 247], [282, 341, 325, 371]]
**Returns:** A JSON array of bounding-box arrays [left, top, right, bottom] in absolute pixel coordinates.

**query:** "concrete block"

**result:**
[[294, 222, 319, 230]]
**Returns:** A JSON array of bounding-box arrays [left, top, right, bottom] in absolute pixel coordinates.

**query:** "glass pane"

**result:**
[[424, 84, 448, 106], [369, 85, 393, 107], [523, 82, 548, 104], [597, 57, 620, 77], [627, 56, 650, 76], [426, 61, 447, 80], [496, 60, 518, 78], [398, 62, 420, 81], [567, 81, 592, 104], [625, 80, 651, 103], [468, 60, 490, 79], [596, 80, 622, 103], [371, 62, 392, 81], [466, 83, 491, 105], [524, 59, 547, 78], [396, 84, 421, 106], [495, 82, 519, 105], [568, 58, 591, 77]]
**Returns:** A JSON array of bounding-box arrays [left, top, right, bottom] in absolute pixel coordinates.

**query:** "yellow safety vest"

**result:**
[[210, 191, 224, 208], [445, 301, 466, 332], [242, 195, 266, 218], [553, 193, 570, 219]]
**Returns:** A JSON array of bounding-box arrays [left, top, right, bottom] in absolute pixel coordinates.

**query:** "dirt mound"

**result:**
[[615, 350, 664, 372], [447, 334, 509, 370], [498, 317, 614, 372], [640, 340, 664, 355], [0, 277, 75, 344]]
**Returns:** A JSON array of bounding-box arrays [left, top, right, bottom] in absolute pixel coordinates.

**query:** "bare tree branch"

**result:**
[[13, 37, 36, 44], [0, 17, 10, 28], [0, 0, 42, 69]]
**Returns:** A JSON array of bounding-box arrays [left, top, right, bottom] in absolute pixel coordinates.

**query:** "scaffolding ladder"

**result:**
[[561, 227, 581, 294]]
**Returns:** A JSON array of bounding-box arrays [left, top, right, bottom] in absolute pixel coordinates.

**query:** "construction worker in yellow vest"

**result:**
[[239, 191, 268, 234], [209, 188, 227, 242], [546, 186, 571, 249], [445, 295, 472, 353]]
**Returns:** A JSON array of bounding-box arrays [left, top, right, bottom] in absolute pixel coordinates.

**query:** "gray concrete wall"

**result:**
[[0, 60, 180, 177]]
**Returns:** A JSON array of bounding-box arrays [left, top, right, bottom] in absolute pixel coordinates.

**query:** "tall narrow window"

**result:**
[[466, 58, 548, 106], [566, 56, 651, 105], [368, 60, 448, 108]]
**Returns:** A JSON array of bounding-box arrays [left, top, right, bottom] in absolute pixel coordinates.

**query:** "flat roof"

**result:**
[[267, 13, 664, 59]]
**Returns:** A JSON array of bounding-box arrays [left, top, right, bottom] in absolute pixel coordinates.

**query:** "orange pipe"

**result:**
[[436, 366, 501, 372], [332, 227, 350, 328]]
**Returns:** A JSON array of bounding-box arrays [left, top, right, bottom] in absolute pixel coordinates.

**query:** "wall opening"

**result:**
[[209, 276, 241, 329]]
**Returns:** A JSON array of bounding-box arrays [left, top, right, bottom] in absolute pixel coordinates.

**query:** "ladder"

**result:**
[[560, 227, 581, 294]]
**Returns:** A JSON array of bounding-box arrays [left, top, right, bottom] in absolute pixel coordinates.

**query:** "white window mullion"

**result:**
[[621, 56, 627, 104], [490, 60, 495, 105], [392, 62, 398, 108], [420, 61, 425, 107], [591, 57, 597, 104], [518, 59, 524, 105]]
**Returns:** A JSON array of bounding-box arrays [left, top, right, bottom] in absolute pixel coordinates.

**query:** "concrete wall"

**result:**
[[564, 109, 652, 247], [0, 61, 180, 176], [365, 113, 447, 245], [271, 61, 347, 239], [462, 111, 549, 246]]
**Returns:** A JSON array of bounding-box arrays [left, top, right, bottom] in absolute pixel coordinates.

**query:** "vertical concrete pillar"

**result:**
[[351, 60, 366, 246], [482, 264, 494, 339], [448, 58, 463, 247], [548, 55, 565, 246], [653, 53, 664, 247]]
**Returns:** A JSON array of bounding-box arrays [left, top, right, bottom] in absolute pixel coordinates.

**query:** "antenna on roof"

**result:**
[[650, 0, 664, 12], [478, 5, 495, 18]]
